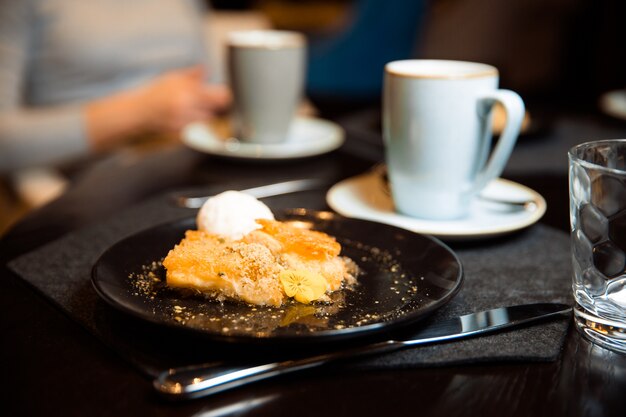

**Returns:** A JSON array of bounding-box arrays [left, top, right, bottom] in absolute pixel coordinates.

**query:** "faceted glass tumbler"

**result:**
[[569, 139, 626, 353]]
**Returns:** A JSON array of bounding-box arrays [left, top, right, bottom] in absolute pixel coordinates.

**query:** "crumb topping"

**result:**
[[162, 220, 356, 306]]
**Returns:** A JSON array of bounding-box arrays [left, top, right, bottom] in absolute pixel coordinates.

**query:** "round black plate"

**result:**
[[91, 209, 463, 344]]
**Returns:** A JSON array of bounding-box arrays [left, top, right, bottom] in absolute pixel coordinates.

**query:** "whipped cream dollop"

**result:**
[[196, 191, 274, 240]]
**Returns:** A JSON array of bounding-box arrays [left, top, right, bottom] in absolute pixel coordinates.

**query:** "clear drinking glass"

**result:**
[[569, 139, 626, 353]]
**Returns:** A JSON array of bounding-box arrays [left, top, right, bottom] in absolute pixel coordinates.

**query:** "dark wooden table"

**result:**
[[2, 108, 626, 416]]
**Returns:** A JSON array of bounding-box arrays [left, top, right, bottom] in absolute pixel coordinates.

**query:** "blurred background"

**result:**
[[2, 0, 625, 234], [209, 0, 626, 114]]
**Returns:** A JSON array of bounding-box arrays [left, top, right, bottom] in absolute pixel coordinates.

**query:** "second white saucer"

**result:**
[[326, 171, 546, 240], [182, 116, 344, 161], [599, 89, 626, 121]]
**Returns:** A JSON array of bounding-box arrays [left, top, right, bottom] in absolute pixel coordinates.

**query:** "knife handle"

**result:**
[[153, 340, 400, 400]]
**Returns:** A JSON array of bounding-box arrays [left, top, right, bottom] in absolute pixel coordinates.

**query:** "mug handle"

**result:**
[[472, 89, 525, 194]]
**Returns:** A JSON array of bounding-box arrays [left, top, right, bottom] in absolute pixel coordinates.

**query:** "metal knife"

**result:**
[[154, 302, 571, 400]]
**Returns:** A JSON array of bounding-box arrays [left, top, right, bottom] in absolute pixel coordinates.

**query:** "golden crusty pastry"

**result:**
[[163, 219, 352, 306]]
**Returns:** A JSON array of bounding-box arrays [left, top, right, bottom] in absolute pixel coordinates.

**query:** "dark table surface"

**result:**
[[3, 105, 626, 416]]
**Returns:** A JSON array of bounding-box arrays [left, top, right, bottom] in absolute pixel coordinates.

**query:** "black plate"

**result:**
[[91, 209, 463, 344]]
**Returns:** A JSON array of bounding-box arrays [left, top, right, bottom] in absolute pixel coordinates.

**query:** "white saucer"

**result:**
[[182, 116, 344, 160], [326, 171, 546, 240], [599, 89, 626, 120]]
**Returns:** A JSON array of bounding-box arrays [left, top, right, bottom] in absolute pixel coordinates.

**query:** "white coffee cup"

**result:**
[[383, 59, 525, 220], [227, 30, 306, 144]]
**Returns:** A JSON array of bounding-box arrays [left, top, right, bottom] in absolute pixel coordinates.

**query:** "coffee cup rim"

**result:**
[[228, 30, 305, 50], [386, 59, 498, 79]]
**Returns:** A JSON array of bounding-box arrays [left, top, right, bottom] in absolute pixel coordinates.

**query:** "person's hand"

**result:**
[[138, 66, 231, 133], [86, 66, 231, 152]]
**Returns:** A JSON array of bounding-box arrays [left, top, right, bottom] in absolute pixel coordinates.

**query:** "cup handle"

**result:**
[[472, 89, 525, 193]]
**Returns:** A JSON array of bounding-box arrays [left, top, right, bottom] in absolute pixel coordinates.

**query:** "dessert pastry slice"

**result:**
[[163, 219, 353, 307]]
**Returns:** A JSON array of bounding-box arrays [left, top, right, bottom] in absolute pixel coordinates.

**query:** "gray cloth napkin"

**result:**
[[8, 188, 572, 377]]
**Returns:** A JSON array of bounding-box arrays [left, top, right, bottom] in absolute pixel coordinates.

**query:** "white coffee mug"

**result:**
[[383, 59, 525, 220], [227, 30, 306, 144]]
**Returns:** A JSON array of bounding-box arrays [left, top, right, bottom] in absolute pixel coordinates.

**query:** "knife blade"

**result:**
[[154, 302, 571, 400]]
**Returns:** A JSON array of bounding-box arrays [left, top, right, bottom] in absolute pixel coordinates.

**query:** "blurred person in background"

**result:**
[[0, 0, 230, 231], [0, 0, 231, 171]]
